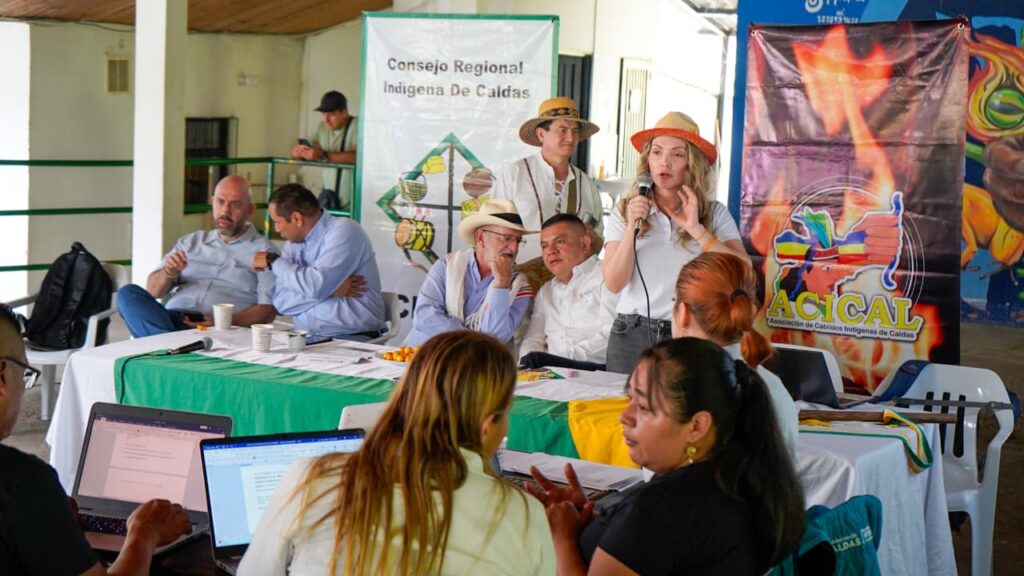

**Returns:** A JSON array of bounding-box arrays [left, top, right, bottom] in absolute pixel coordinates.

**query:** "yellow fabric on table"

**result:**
[[567, 396, 639, 468]]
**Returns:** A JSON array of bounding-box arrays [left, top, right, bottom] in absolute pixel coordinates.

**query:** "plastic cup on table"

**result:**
[[251, 323, 275, 352], [212, 303, 235, 330]]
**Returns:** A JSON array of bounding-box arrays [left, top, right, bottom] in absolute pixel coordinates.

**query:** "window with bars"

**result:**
[[185, 118, 234, 210]]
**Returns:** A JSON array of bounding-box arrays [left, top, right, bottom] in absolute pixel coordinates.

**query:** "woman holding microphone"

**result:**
[[602, 112, 749, 373]]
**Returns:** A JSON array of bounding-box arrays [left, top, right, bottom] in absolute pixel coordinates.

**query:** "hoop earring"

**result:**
[[686, 445, 697, 466]]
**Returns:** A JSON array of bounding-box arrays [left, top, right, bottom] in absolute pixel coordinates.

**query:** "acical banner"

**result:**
[[359, 13, 557, 342], [740, 19, 968, 390]]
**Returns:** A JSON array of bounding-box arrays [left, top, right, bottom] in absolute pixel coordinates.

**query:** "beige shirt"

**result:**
[[238, 448, 555, 575]]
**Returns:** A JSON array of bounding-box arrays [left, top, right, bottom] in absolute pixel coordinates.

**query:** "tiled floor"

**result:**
[[5, 317, 1022, 574]]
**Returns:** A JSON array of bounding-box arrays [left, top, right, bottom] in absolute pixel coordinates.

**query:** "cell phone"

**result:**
[[305, 334, 333, 346], [297, 138, 312, 147], [183, 311, 205, 322]]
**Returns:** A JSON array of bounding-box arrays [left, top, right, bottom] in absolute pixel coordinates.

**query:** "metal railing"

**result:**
[[0, 157, 356, 272]]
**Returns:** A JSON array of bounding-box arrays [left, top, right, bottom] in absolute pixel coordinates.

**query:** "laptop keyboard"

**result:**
[[80, 513, 128, 536]]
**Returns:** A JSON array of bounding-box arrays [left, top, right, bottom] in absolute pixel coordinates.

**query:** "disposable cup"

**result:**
[[251, 323, 275, 352], [212, 303, 235, 330], [288, 331, 307, 352]]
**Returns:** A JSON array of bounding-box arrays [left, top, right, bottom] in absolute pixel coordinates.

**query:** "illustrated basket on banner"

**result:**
[[398, 173, 427, 202]]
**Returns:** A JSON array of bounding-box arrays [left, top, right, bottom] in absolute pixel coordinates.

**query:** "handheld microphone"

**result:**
[[168, 337, 213, 355], [633, 172, 654, 232]]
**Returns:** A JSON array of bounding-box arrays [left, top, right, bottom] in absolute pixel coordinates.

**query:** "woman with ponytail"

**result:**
[[240, 331, 554, 575], [671, 252, 798, 455], [532, 338, 805, 575]]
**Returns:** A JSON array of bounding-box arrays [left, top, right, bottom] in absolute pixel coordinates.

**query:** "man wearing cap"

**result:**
[[493, 97, 603, 273], [404, 199, 535, 346], [253, 184, 386, 341], [118, 175, 278, 337], [292, 90, 358, 210]]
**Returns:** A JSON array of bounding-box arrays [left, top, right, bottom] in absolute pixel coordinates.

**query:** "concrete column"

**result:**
[[131, 0, 186, 284]]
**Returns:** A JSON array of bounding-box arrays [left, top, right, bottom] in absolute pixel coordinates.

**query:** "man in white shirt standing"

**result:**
[[493, 97, 603, 288], [519, 214, 618, 370]]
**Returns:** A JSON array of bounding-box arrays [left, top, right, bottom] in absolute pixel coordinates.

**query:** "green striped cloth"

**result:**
[[115, 353, 579, 458]]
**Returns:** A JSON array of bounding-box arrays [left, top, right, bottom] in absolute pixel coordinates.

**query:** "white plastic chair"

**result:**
[[8, 263, 130, 420], [367, 292, 401, 345], [898, 363, 1014, 576]]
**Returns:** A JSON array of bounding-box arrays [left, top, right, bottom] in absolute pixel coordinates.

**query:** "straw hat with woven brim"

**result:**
[[519, 97, 600, 147], [457, 198, 536, 246], [630, 112, 717, 165]]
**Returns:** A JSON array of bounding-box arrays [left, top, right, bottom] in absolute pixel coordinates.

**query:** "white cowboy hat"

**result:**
[[457, 198, 535, 246]]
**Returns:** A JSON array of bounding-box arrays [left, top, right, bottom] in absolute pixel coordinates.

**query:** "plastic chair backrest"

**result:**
[[368, 292, 401, 345], [901, 364, 1013, 485], [102, 263, 131, 305], [871, 359, 929, 403]]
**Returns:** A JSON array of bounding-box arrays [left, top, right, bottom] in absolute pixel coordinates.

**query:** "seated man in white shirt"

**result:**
[[519, 214, 618, 370]]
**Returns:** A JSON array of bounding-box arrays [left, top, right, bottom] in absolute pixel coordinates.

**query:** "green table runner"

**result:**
[[114, 354, 579, 458]]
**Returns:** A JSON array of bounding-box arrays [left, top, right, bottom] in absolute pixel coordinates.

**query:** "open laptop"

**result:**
[[200, 428, 366, 574], [71, 402, 232, 553]]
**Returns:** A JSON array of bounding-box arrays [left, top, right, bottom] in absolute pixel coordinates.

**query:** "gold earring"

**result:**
[[686, 445, 697, 465]]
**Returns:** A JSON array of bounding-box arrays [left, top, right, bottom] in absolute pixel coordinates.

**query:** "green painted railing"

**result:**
[[0, 156, 355, 272]]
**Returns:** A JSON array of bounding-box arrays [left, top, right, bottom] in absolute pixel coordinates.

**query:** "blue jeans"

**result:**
[[605, 314, 673, 374], [117, 284, 190, 338]]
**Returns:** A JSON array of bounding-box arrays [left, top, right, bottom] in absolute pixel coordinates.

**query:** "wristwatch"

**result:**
[[321, 150, 330, 162], [266, 253, 280, 270]]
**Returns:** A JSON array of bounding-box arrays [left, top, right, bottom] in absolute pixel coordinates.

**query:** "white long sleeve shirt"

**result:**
[[519, 256, 618, 364]]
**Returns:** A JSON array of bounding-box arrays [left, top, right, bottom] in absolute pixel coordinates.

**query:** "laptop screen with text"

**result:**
[[201, 429, 365, 549], [76, 412, 229, 512]]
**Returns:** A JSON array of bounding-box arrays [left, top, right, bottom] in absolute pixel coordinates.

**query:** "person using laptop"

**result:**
[[239, 330, 554, 574], [671, 252, 798, 457], [530, 338, 805, 575], [0, 303, 191, 575]]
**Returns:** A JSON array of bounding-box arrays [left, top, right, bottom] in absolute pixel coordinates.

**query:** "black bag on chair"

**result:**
[[24, 242, 113, 350]]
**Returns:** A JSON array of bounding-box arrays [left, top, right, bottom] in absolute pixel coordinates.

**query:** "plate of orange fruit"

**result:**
[[376, 345, 421, 364]]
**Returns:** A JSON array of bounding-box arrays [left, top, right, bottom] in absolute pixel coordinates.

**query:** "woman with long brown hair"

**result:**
[[239, 330, 554, 575], [602, 112, 749, 374], [672, 252, 798, 455]]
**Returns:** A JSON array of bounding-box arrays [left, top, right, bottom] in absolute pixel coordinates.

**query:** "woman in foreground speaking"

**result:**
[[531, 338, 804, 575], [240, 330, 554, 575]]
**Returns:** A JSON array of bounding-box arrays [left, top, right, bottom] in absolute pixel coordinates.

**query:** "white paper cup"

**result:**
[[288, 331, 307, 352], [251, 323, 275, 352], [212, 303, 235, 330]]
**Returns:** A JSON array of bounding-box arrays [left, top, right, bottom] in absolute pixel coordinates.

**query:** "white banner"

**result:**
[[359, 13, 557, 342]]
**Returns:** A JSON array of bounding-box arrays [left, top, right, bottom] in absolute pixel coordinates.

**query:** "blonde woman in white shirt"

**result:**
[[603, 112, 750, 373], [239, 330, 554, 575]]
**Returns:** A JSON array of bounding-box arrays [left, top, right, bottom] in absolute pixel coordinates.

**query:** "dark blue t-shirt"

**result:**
[[580, 460, 758, 575], [0, 444, 98, 575]]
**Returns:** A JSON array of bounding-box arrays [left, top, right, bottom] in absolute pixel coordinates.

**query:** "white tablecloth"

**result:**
[[796, 423, 956, 576], [47, 330, 955, 575]]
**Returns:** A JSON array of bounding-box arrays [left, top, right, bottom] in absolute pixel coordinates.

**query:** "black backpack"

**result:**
[[24, 242, 113, 350]]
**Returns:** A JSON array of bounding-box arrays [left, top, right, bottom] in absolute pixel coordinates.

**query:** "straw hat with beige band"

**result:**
[[630, 112, 717, 165], [456, 198, 536, 246], [519, 97, 600, 146]]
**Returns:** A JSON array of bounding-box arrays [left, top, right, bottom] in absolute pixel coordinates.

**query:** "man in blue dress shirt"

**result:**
[[404, 199, 535, 347], [253, 184, 386, 340], [118, 175, 278, 337]]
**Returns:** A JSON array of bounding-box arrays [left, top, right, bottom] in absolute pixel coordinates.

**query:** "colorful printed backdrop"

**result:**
[[732, 1, 1024, 329], [740, 20, 968, 390]]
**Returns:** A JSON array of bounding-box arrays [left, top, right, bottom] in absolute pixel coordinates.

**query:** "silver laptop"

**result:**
[[200, 428, 366, 574], [71, 402, 232, 553]]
